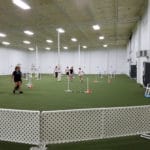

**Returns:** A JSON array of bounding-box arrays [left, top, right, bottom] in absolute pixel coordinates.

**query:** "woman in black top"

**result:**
[[65, 66, 69, 76], [12, 66, 23, 94], [69, 66, 74, 80]]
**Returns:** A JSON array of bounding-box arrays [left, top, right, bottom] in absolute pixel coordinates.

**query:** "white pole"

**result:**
[[87, 77, 89, 90], [65, 77, 72, 92], [35, 45, 39, 70], [107, 49, 109, 77], [107, 50, 110, 79], [85, 77, 91, 94], [35, 45, 40, 80], [115, 48, 118, 77], [78, 44, 81, 67], [67, 77, 70, 90], [58, 31, 60, 65], [148, 0, 150, 49]]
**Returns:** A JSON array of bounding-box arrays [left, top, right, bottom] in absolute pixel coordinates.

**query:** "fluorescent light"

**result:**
[[99, 36, 104, 40], [71, 38, 77, 42], [2, 41, 10, 45], [28, 47, 34, 51], [82, 46, 87, 49], [0, 33, 6, 37], [24, 30, 34, 35], [56, 28, 65, 33], [23, 40, 31, 44], [46, 40, 53, 43], [92, 24, 100, 30], [103, 44, 108, 48], [12, 0, 31, 10], [63, 46, 68, 50], [45, 47, 51, 50]]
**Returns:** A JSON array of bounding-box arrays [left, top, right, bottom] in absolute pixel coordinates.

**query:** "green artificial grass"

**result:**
[[0, 74, 149, 111], [48, 136, 150, 150], [1, 136, 150, 150], [0, 74, 150, 150]]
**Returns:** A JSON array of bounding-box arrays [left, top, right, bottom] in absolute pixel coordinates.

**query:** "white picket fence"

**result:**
[[0, 109, 40, 145], [0, 105, 150, 150]]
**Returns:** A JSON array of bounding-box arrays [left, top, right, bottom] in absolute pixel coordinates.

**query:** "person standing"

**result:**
[[54, 66, 58, 79], [57, 65, 62, 81], [78, 67, 84, 82], [12, 66, 23, 94], [69, 66, 74, 80], [65, 66, 70, 77]]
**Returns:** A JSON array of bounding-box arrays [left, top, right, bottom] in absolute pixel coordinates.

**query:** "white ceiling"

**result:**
[[0, 0, 147, 51]]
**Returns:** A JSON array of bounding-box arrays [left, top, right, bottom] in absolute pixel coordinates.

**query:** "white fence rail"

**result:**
[[103, 106, 150, 138], [0, 106, 150, 149], [40, 106, 150, 145], [41, 109, 104, 144], [0, 109, 40, 145]]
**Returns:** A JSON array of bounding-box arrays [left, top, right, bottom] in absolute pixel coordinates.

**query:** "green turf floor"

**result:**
[[0, 74, 150, 150], [1, 136, 150, 150], [0, 74, 149, 111]]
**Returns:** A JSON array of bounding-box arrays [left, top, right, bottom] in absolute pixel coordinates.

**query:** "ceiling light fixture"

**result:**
[[23, 40, 31, 44], [82, 46, 87, 49], [45, 47, 51, 50], [28, 47, 34, 51], [99, 36, 105, 40], [56, 28, 65, 33], [24, 30, 34, 36], [63, 46, 68, 50], [103, 44, 108, 48], [12, 0, 31, 10], [71, 38, 77, 42], [46, 40, 53, 43], [2, 41, 10, 45], [0, 33, 7, 37], [92, 24, 100, 30]]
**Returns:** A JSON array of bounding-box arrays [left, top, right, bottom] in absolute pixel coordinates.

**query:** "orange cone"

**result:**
[[85, 89, 92, 94]]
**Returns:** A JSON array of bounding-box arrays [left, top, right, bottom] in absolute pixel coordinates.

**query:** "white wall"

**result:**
[[127, 0, 150, 84], [0, 47, 127, 75], [0, 48, 29, 75], [29, 47, 127, 74]]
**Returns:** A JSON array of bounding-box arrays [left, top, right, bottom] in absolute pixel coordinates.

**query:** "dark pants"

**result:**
[[55, 72, 58, 78]]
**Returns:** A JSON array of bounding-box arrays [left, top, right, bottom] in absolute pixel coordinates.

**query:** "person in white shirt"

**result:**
[[57, 65, 62, 81], [78, 67, 84, 82], [54, 66, 58, 78]]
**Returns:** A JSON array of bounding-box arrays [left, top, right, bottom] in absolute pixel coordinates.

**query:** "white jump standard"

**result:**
[[65, 77, 72, 93]]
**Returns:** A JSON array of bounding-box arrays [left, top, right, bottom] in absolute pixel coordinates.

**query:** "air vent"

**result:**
[[136, 50, 150, 58]]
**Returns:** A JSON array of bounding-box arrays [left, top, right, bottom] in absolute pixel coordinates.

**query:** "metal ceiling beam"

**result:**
[[52, 0, 100, 47]]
